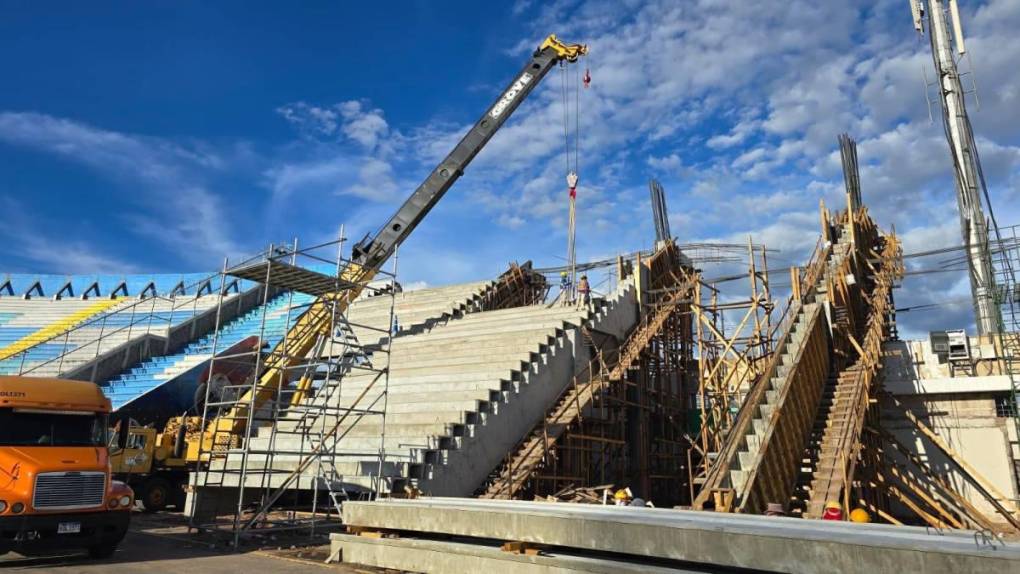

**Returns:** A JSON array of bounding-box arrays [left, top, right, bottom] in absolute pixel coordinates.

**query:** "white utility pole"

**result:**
[[911, 0, 999, 335]]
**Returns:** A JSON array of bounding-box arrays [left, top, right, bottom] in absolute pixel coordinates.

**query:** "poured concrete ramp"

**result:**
[[337, 498, 1020, 574]]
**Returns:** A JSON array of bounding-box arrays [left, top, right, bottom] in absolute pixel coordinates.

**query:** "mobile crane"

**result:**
[[111, 34, 588, 508]]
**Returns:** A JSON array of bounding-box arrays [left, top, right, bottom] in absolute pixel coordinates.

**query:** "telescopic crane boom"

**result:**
[[351, 34, 587, 268], [189, 35, 588, 455]]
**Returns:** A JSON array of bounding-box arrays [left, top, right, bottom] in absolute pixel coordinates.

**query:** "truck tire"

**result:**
[[142, 477, 172, 512], [87, 542, 118, 559]]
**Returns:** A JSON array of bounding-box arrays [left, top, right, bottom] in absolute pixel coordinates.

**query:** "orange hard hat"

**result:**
[[849, 508, 871, 523]]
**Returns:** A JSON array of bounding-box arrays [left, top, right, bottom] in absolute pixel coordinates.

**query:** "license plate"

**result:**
[[57, 522, 81, 534]]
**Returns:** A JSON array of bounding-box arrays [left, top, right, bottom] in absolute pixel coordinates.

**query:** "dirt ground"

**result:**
[[0, 511, 406, 573]]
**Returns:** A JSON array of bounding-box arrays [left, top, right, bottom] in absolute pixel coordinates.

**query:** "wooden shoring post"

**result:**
[[877, 425, 1000, 531], [865, 432, 965, 528], [760, 243, 773, 355], [747, 235, 762, 355], [635, 252, 643, 310], [694, 281, 710, 483], [790, 267, 801, 301], [885, 481, 951, 529], [858, 492, 903, 525], [886, 462, 965, 529], [869, 458, 953, 530], [820, 199, 830, 243], [885, 393, 1020, 531], [846, 188, 856, 247], [694, 300, 758, 383]]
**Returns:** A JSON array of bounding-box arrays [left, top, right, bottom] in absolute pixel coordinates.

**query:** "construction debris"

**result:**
[[539, 484, 615, 504]]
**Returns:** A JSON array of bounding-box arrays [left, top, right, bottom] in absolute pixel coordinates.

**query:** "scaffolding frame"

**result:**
[[990, 223, 1020, 472], [481, 241, 774, 507], [687, 238, 775, 500], [187, 231, 397, 547]]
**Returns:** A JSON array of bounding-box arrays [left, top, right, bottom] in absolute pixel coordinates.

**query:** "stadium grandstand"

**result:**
[[0, 270, 313, 423]]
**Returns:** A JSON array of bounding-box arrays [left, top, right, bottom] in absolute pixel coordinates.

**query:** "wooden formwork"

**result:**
[[479, 241, 699, 506]]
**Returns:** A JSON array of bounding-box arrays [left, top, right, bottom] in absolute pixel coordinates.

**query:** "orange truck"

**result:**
[[0, 376, 133, 559]]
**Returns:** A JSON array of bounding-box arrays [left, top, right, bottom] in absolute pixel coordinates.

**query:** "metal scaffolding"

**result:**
[[187, 232, 397, 546]]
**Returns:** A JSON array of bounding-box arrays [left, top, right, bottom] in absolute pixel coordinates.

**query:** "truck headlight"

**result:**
[[0, 500, 7, 513], [119, 495, 132, 507], [10, 502, 23, 514]]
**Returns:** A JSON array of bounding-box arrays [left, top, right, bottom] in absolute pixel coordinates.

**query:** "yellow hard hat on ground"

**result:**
[[849, 508, 871, 523]]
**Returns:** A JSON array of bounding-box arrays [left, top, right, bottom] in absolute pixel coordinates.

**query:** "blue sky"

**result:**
[[1, 0, 1019, 337]]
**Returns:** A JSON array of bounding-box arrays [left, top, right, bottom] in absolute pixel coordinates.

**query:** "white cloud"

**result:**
[[276, 100, 390, 151], [276, 102, 341, 136], [707, 117, 760, 150], [337, 101, 389, 150], [0, 111, 238, 265]]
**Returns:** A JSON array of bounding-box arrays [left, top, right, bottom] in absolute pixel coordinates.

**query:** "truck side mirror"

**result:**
[[117, 419, 130, 450]]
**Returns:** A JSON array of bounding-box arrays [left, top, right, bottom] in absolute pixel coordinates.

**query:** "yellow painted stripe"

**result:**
[[0, 298, 123, 361]]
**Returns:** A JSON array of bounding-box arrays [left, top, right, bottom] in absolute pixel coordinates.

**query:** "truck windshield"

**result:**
[[0, 409, 109, 447]]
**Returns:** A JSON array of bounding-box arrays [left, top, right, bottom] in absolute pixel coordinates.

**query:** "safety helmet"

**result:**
[[849, 508, 871, 523], [614, 489, 631, 501], [821, 501, 843, 521]]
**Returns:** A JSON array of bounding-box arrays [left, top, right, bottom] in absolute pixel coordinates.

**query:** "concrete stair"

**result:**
[[727, 300, 821, 494], [712, 223, 856, 506], [192, 279, 639, 498]]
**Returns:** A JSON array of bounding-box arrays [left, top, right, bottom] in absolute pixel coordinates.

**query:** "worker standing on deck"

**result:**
[[559, 271, 572, 305], [577, 275, 591, 310]]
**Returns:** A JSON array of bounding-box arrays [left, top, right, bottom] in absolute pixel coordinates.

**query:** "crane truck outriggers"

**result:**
[[111, 35, 588, 516], [0, 376, 133, 559]]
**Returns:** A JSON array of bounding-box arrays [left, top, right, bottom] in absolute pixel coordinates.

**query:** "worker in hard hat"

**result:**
[[849, 508, 871, 523], [613, 488, 633, 506], [577, 275, 592, 310], [559, 271, 572, 305], [821, 501, 843, 521]]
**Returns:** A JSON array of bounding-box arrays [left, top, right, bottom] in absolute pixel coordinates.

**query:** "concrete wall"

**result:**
[[884, 336, 1015, 385], [880, 335, 1020, 523]]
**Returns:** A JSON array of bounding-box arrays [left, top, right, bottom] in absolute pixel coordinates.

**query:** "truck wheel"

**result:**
[[87, 542, 118, 559], [142, 477, 172, 512]]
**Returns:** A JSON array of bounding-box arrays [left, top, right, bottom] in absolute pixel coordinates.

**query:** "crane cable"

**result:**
[[561, 58, 582, 301]]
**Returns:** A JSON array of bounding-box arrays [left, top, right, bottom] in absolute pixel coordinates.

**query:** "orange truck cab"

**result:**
[[0, 376, 133, 559]]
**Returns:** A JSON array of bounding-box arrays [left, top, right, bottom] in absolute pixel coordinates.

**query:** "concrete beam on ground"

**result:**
[[340, 498, 1020, 574], [330, 533, 701, 574]]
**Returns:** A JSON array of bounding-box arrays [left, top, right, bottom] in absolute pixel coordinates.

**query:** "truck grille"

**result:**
[[32, 471, 106, 510]]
